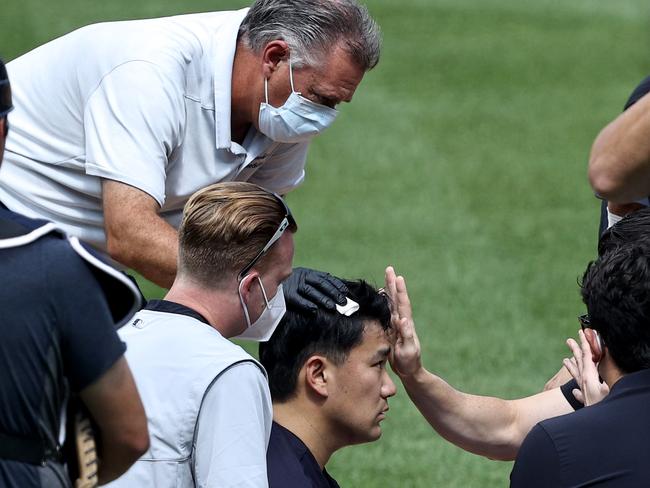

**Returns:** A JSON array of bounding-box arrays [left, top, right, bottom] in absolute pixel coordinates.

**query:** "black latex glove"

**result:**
[[283, 267, 349, 313]]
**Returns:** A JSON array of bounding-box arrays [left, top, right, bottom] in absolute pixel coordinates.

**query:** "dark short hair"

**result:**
[[599, 207, 650, 257], [259, 279, 391, 402], [581, 243, 650, 373]]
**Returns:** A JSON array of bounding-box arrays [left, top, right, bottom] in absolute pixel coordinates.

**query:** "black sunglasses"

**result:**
[[0, 80, 12, 119], [578, 313, 591, 330], [238, 192, 295, 279]]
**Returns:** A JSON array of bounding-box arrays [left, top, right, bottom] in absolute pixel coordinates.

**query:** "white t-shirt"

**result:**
[[0, 10, 308, 250]]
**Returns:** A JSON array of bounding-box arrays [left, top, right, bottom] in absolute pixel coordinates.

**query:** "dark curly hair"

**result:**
[[581, 243, 650, 373]]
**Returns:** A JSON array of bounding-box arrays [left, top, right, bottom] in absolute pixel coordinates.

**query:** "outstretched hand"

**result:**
[[385, 266, 421, 377], [563, 329, 609, 406]]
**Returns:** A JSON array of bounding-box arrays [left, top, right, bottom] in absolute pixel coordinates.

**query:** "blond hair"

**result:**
[[178, 182, 297, 287]]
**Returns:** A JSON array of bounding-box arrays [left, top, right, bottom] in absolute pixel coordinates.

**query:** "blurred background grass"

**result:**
[[2, 1, 649, 486]]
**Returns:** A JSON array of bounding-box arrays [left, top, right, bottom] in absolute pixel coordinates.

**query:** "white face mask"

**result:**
[[258, 58, 338, 143], [236, 276, 286, 342]]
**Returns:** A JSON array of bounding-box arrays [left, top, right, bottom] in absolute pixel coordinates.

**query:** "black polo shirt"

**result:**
[[267, 421, 340, 488], [511, 368, 650, 487]]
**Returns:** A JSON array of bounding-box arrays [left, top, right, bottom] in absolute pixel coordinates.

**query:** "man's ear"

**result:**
[[261, 40, 290, 79], [584, 328, 604, 363], [238, 271, 260, 302], [303, 355, 330, 399]]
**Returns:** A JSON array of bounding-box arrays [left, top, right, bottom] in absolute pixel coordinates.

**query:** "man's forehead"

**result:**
[[353, 319, 391, 354], [302, 45, 365, 101]]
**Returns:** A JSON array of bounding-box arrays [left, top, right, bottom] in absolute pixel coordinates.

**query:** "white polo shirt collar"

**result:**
[[211, 8, 249, 151]]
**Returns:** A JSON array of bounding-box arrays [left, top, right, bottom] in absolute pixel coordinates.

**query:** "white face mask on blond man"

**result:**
[[258, 57, 338, 143], [237, 278, 286, 342]]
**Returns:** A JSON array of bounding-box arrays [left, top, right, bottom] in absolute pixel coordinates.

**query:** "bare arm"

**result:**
[[400, 368, 572, 460], [102, 179, 178, 288], [385, 266, 573, 461], [589, 92, 650, 203], [80, 357, 149, 484]]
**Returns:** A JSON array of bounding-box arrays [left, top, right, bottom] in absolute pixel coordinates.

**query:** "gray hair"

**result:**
[[239, 0, 381, 70]]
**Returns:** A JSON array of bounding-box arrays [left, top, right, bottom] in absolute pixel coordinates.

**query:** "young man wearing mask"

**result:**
[[107, 182, 296, 488], [260, 279, 396, 487]]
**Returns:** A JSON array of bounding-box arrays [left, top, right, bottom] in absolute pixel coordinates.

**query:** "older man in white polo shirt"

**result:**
[[0, 0, 380, 289]]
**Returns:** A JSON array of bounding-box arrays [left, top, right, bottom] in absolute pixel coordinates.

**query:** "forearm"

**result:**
[[589, 93, 650, 203], [102, 179, 178, 288], [400, 367, 521, 460], [106, 214, 178, 288]]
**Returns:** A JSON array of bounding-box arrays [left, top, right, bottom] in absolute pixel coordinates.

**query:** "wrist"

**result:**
[[398, 364, 428, 385]]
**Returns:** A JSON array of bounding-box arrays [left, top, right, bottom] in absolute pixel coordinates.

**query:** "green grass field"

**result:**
[[2, 1, 649, 486]]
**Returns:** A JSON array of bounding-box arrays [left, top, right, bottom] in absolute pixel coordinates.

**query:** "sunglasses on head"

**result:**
[[238, 192, 295, 279]]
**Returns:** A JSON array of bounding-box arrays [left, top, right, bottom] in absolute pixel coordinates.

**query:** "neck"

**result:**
[[230, 40, 258, 143], [273, 401, 339, 469], [164, 278, 242, 338], [599, 354, 625, 388]]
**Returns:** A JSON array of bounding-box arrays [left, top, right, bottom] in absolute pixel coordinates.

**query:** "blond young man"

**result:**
[[107, 182, 296, 488]]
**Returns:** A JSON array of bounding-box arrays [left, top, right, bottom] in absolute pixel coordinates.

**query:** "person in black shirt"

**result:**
[[260, 279, 396, 487], [0, 59, 148, 487], [510, 240, 650, 486]]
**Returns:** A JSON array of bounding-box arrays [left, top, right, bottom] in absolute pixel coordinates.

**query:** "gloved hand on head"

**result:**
[[283, 267, 349, 313]]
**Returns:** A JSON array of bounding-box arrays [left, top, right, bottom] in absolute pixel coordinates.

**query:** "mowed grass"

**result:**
[[3, 1, 649, 486]]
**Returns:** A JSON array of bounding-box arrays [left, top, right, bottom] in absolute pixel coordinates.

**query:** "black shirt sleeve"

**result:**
[[510, 424, 562, 488], [624, 76, 650, 110], [47, 239, 126, 392], [560, 379, 584, 411]]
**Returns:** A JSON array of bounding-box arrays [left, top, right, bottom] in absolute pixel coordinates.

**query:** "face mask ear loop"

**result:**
[[238, 277, 253, 327], [256, 277, 271, 308], [288, 54, 296, 93], [264, 77, 270, 104]]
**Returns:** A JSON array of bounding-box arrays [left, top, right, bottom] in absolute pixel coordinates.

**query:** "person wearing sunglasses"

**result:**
[[510, 241, 650, 486], [107, 182, 296, 488]]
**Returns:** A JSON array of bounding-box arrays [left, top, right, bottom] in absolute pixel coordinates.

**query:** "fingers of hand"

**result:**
[[572, 388, 585, 405], [306, 273, 347, 304], [563, 357, 579, 381], [285, 293, 318, 313], [566, 338, 583, 371], [578, 329, 593, 358], [298, 283, 336, 310]]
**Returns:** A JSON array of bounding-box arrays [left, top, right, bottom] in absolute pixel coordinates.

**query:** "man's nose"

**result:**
[[382, 370, 397, 398]]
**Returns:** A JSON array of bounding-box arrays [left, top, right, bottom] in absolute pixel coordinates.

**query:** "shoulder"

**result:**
[[267, 423, 311, 488]]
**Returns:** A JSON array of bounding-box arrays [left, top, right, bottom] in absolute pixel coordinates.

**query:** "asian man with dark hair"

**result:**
[[260, 279, 396, 488]]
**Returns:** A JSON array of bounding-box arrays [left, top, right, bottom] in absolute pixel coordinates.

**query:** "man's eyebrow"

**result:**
[[371, 346, 391, 361]]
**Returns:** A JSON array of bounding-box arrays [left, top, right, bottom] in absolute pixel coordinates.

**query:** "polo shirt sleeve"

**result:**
[[83, 61, 185, 206], [194, 361, 272, 488], [249, 142, 309, 195], [510, 424, 562, 488], [47, 239, 126, 392]]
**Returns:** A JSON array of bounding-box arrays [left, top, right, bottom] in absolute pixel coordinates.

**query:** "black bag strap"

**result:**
[[0, 431, 61, 466]]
